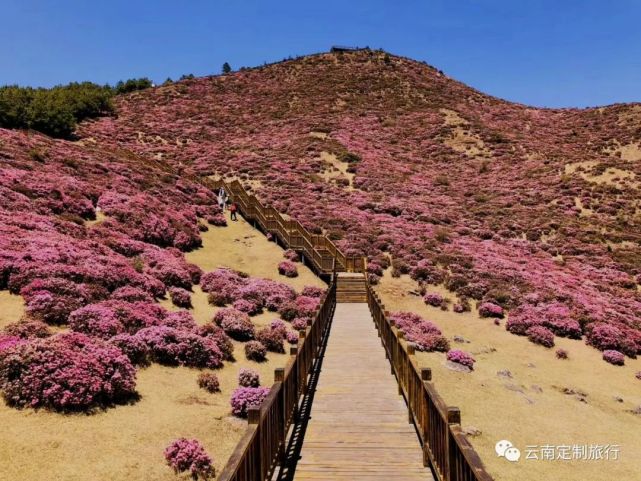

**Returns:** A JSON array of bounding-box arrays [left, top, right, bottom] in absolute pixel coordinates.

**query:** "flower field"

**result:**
[[80, 50, 641, 365], [0, 157, 324, 481]]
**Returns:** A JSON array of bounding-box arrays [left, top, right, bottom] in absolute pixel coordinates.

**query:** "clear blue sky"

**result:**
[[2, 0, 640, 108]]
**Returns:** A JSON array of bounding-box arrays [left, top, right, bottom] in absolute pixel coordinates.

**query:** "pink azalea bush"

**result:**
[[526, 325, 555, 348], [230, 386, 270, 417], [283, 249, 300, 262], [244, 341, 267, 362], [197, 373, 220, 393], [423, 293, 444, 307], [3, 320, 51, 339], [256, 326, 286, 353], [169, 287, 192, 308], [238, 368, 260, 387], [446, 349, 476, 370], [108, 334, 151, 366], [389, 312, 449, 352], [301, 286, 325, 298], [555, 348, 569, 359], [164, 438, 214, 479], [278, 261, 298, 278], [213, 308, 255, 341], [197, 323, 235, 361], [0, 332, 137, 411], [135, 326, 223, 368], [478, 302, 504, 319], [0, 335, 23, 352], [602, 350, 625, 366]]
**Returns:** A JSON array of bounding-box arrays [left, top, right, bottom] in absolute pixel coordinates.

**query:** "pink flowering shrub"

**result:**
[[256, 326, 285, 353], [68, 300, 168, 339], [164, 438, 214, 479], [232, 298, 262, 315], [446, 349, 476, 370], [244, 341, 267, 362], [283, 249, 300, 262], [286, 330, 299, 344], [108, 334, 151, 366], [389, 312, 449, 352], [111, 286, 154, 303], [0, 335, 23, 352], [135, 326, 223, 368], [602, 350, 625, 366], [197, 323, 234, 361], [301, 286, 325, 298], [555, 348, 569, 359], [169, 287, 192, 308], [478, 302, 504, 318], [164, 310, 198, 331], [230, 386, 270, 417], [197, 373, 220, 393], [0, 332, 137, 411], [238, 368, 260, 387], [291, 318, 309, 331], [586, 324, 637, 358], [423, 293, 444, 307], [278, 261, 298, 278], [3, 320, 51, 339], [526, 326, 555, 348], [213, 308, 255, 341]]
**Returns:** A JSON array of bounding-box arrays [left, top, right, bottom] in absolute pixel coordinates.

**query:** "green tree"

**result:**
[[114, 77, 153, 95], [222, 62, 232, 74]]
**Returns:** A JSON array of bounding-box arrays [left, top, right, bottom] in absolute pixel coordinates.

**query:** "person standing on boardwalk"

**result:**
[[217, 188, 226, 211], [230, 202, 238, 221]]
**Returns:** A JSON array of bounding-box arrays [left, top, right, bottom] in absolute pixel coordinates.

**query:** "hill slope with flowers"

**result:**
[[79, 49, 641, 362]]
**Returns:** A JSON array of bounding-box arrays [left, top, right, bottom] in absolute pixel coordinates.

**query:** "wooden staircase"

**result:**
[[336, 273, 367, 303]]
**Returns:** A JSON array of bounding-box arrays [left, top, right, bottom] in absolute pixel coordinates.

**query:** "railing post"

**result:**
[[446, 407, 461, 481]]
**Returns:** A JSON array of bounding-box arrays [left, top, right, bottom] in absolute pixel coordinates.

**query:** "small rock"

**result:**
[[497, 369, 512, 379], [527, 363, 536, 368], [444, 360, 472, 373], [613, 396, 624, 403], [463, 426, 482, 437], [630, 406, 641, 415], [453, 335, 470, 344], [531, 385, 543, 393], [504, 383, 525, 394]]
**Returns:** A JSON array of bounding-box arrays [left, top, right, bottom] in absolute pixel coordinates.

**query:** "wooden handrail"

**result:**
[[218, 282, 337, 481], [366, 285, 494, 481]]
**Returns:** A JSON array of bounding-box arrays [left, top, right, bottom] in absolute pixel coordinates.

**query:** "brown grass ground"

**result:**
[[375, 272, 641, 481], [0, 213, 324, 481]]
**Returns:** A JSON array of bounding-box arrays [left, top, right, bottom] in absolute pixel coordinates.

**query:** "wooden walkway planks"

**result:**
[[293, 303, 434, 481]]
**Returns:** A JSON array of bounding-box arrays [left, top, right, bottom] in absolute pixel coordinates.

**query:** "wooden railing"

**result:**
[[366, 286, 493, 481], [208, 178, 365, 275], [218, 281, 337, 481]]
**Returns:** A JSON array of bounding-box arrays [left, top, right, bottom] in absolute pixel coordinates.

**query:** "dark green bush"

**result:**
[[114, 78, 153, 95]]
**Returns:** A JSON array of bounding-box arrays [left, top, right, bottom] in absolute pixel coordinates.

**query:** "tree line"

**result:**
[[0, 78, 152, 139]]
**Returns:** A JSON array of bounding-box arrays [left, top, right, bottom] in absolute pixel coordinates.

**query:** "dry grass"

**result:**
[[0, 212, 323, 481], [375, 272, 641, 481], [0, 291, 25, 329], [318, 151, 355, 190]]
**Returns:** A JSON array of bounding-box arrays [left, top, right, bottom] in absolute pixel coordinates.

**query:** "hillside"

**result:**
[[80, 49, 641, 362]]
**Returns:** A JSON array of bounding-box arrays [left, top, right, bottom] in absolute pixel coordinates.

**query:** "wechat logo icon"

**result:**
[[496, 440, 521, 462]]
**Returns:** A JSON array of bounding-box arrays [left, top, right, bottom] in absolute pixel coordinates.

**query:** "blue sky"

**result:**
[[1, 0, 640, 108]]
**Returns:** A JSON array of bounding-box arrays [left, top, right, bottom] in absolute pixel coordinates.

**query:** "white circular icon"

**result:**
[[495, 440, 513, 457], [505, 447, 521, 462]]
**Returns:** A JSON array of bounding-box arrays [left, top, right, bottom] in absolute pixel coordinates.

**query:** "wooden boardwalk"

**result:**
[[293, 303, 434, 480]]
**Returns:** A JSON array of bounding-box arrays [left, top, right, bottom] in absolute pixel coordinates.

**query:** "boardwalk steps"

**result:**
[[336, 273, 368, 303], [293, 302, 433, 481]]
